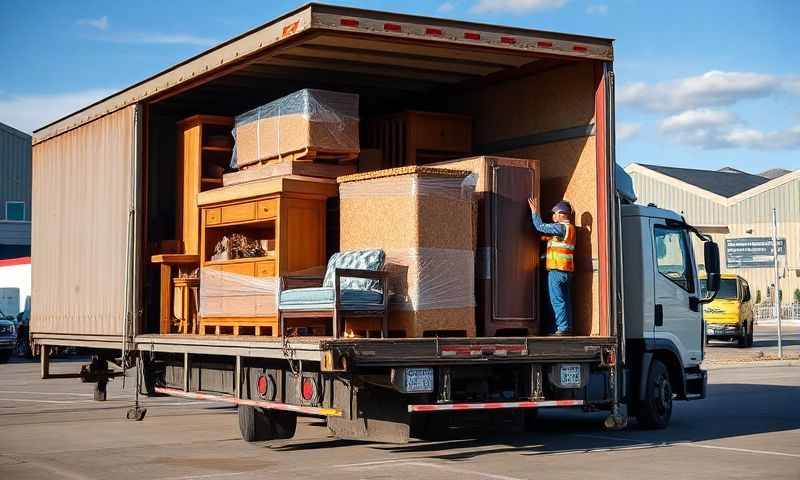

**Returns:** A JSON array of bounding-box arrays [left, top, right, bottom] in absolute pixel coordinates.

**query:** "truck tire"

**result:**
[[737, 323, 751, 348], [238, 406, 298, 442], [636, 359, 672, 429], [746, 328, 754, 347]]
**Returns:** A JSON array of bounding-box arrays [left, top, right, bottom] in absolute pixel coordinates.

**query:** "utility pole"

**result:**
[[772, 208, 783, 359]]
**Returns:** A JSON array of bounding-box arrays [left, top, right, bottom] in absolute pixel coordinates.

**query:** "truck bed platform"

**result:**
[[131, 334, 615, 365]]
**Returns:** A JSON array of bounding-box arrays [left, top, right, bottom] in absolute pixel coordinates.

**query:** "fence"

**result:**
[[753, 303, 800, 322]]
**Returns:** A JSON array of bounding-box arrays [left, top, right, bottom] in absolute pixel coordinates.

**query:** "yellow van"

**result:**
[[701, 274, 754, 347]]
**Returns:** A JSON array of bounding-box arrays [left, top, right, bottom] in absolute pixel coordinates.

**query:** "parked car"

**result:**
[[702, 274, 754, 347], [0, 316, 16, 362]]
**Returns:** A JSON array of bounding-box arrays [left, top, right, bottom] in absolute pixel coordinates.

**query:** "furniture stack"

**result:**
[[337, 166, 477, 337]]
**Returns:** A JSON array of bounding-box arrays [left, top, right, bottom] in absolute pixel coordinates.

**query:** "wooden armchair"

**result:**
[[278, 250, 389, 338]]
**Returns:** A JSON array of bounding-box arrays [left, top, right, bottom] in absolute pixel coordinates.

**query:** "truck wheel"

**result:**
[[737, 324, 751, 348], [238, 406, 297, 442], [746, 325, 754, 347], [636, 360, 672, 429]]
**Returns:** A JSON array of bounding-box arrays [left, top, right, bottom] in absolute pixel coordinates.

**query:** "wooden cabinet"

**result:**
[[364, 111, 472, 168], [197, 178, 336, 336], [176, 115, 234, 255]]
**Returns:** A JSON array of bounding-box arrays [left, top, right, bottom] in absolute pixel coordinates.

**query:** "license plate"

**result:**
[[560, 364, 581, 387], [404, 368, 434, 393]]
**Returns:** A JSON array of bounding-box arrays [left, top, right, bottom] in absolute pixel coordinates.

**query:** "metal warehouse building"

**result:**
[[626, 163, 800, 304], [0, 122, 32, 259]]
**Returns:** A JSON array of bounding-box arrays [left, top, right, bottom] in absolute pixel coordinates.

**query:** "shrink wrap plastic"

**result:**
[[384, 248, 475, 310], [200, 268, 278, 317], [232, 89, 359, 168], [338, 170, 476, 201]]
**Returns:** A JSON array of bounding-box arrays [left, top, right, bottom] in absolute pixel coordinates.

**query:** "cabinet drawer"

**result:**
[[255, 260, 275, 277], [257, 199, 278, 219], [221, 201, 256, 223], [222, 262, 255, 279], [205, 208, 221, 225]]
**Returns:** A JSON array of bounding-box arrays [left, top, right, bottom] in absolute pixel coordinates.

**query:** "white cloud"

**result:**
[[616, 122, 640, 141], [657, 108, 800, 150], [618, 71, 791, 112], [659, 108, 737, 132], [0, 88, 116, 134], [77, 16, 109, 31], [438, 1, 456, 12], [586, 4, 608, 15], [116, 32, 217, 47], [470, 0, 568, 14]]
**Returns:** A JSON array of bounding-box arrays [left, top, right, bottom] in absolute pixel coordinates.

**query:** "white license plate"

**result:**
[[404, 368, 434, 393], [560, 364, 581, 387]]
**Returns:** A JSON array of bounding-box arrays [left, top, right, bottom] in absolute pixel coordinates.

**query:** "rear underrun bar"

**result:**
[[154, 387, 343, 417], [408, 399, 584, 413]]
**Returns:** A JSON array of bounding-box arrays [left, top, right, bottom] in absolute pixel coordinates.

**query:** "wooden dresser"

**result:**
[[197, 176, 338, 335]]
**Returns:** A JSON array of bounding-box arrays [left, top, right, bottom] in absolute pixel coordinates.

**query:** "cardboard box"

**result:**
[[338, 166, 477, 337]]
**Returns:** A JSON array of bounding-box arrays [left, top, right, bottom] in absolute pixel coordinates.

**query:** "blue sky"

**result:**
[[1, 0, 798, 172]]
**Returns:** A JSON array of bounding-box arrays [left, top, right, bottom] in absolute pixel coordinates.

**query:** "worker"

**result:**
[[528, 197, 575, 336]]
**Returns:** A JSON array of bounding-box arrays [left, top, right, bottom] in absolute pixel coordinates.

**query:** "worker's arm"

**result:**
[[531, 212, 566, 237]]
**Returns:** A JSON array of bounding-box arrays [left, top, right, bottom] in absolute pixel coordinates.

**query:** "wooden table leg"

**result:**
[[160, 264, 173, 334]]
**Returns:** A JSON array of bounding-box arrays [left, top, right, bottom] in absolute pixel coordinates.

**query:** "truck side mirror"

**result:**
[[700, 241, 720, 303], [704, 241, 720, 276]]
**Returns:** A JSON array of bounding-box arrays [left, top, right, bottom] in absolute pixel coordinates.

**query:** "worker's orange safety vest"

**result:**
[[545, 222, 576, 272]]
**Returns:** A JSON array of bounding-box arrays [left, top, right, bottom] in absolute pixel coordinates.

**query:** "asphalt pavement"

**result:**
[[0, 357, 798, 479], [705, 324, 800, 364]]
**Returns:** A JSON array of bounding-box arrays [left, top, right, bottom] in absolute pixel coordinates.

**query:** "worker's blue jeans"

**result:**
[[547, 270, 573, 333]]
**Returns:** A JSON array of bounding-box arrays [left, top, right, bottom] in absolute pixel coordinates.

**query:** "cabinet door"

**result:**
[[492, 165, 538, 323]]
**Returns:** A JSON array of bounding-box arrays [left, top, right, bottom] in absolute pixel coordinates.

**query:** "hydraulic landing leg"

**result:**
[[603, 360, 628, 430], [81, 356, 111, 402], [126, 353, 147, 421]]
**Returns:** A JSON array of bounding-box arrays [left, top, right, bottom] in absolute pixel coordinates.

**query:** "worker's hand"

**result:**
[[527, 197, 537, 213]]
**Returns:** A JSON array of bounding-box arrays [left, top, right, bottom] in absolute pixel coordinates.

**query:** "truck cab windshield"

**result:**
[[701, 278, 737, 299]]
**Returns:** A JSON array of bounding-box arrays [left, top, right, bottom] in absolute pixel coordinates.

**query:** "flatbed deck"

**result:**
[[130, 334, 616, 365]]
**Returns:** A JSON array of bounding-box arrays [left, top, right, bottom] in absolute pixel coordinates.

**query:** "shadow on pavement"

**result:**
[[272, 381, 800, 461]]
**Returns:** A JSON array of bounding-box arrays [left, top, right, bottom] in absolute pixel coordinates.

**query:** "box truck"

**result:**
[[29, 3, 720, 442]]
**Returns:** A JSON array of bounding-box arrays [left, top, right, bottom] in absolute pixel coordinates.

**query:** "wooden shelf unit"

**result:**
[[198, 178, 337, 336], [176, 115, 234, 255]]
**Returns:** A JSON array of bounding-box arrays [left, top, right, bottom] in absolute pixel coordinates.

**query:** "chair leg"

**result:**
[[332, 309, 339, 339]]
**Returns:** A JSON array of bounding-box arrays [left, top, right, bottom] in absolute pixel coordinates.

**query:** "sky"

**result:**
[[1, 0, 798, 173]]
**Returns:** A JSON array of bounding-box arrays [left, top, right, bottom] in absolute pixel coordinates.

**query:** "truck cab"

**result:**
[[621, 203, 719, 428], [701, 274, 754, 347]]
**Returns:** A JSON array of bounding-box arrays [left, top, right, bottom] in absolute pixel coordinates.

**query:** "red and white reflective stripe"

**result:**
[[408, 399, 583, 413], [312, 12, 612, 61], [440, 344, 527, 357], [154, 387, 342, 417]]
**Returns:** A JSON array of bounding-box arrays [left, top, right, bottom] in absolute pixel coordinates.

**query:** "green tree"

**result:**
[[794, 288, 800, 305], [755, 289, 762, 304]]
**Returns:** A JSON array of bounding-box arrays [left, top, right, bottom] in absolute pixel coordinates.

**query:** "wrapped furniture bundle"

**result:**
[[337, 166, 477, 337], [232, 89, 360, 169]]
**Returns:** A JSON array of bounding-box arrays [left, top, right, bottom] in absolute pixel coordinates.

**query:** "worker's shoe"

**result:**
[[551, 330, 572, 336]]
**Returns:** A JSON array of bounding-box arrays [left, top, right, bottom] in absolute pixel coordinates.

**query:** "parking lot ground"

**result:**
[[705, 324, 800, 365], [0, 358, 798, 480]]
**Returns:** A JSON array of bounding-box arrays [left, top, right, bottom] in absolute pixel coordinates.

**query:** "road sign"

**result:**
[[726, 237, 786, 268]]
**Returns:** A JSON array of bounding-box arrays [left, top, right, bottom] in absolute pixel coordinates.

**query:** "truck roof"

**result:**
[[32, 2, 613, 144], [621, 203, 684, 222]]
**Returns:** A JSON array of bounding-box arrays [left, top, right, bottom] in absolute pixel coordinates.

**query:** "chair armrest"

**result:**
[[280, 274, 324, 291], [333, 269, 389, 309]]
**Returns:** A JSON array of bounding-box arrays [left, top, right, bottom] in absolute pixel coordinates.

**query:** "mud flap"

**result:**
[[327, 377, 410, 443]]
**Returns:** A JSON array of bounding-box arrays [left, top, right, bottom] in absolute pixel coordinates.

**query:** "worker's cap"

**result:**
[[551, 201, 573, 214]]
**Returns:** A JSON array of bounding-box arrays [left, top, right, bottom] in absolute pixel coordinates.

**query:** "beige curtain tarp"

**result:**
[[31, 107, 134, 336]]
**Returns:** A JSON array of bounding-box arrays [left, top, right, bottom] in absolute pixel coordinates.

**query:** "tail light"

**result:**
[[301, 377, 319, 403]]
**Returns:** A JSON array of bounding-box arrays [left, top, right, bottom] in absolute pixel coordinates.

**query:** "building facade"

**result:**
[[0, 122, 32, 259], [626, 163, 800, 304]]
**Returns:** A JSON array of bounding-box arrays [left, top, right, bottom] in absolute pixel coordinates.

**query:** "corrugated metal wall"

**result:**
[[30, 107, 135, 336], [0, 123, 32, 248], [629, 170, 800, 300]]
